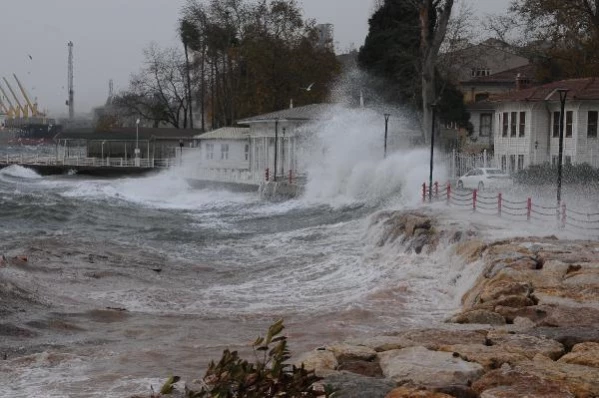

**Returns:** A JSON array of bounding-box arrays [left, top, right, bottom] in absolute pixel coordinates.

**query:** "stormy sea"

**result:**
[[0, 114, 477, 397]]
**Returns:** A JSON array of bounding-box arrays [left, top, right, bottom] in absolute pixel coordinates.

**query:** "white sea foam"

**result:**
[[298, 106, 447, 207], [0, 165, 42, 180]]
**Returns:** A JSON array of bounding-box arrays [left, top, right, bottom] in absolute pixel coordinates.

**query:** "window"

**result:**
[[220, 144, 229, 160], [205, 143, 214, 160], [552, 156, 558, 166], [565, 155, 572, 165], [519, 112, 526, 137], [475, 93, 489, 102], [244, 144, 250, 161], [471, 68, 491, 77], [502, 112, 509, 137], [566, 111, 573, 137], [553, 112, 560, 137], [510, 112, 517, 137], [509, 155, 516, 173], [588, 111, 598, 138], [518, 154, 524, 170], [480, 113, 492, 137], [501, 155, 507, 171]]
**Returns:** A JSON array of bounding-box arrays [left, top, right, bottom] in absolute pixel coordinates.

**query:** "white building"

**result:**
[[490, 78, 599, 173], [191, 104, 335, 186]]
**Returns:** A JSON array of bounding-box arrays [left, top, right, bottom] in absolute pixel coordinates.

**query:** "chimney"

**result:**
[[516, 73, 530, 90]]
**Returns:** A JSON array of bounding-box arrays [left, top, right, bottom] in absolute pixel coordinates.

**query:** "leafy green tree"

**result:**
[[358, 0, 468, 139], [179, 0, 341, 128]]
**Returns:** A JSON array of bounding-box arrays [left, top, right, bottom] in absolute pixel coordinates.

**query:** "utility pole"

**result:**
[[429, 103, 437, 202], [67, 41, 74, 119], [274, 118, 279, 182], [384, 114, 390, 158], [557, 89, 569, 207]]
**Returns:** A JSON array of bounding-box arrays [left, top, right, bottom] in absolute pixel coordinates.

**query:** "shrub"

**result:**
[[158, 319, 336, 398]]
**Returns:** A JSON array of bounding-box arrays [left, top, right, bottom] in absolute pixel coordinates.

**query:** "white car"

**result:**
[[457, 167, 513, 191]]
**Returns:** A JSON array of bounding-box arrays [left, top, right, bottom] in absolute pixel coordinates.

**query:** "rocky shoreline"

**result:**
[[289, 211, 599, 397], [131, 210, 599, 397], [129, 210, 599, 397]]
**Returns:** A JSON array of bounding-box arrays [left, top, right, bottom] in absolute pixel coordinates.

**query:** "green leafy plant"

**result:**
[[159, 319, 336, 397]]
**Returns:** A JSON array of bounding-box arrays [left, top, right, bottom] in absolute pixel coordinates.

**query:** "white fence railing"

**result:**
[[0, 154, 177, 169], [444, 149, 496, 180]]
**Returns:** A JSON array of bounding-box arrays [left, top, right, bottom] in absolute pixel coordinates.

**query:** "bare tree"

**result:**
[[114, 43, 190, 128]]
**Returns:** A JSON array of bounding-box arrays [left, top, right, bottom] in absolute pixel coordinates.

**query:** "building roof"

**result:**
[[461, 64, 537, 86], [489, 77, 599, 102], [194, 127, 249, 140], [237, 103, 335, 124], [56, 127, 201, 141]]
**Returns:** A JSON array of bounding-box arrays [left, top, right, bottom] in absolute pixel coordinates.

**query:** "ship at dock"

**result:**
[[0, 73, 61, 145]]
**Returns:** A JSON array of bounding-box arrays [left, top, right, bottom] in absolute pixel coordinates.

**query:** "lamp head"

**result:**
[[136, 118, 140, 125], [557, 88, 569, 103]]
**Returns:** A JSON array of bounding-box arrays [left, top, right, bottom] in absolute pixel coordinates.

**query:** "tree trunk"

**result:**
[[183, 42, 194, 129], [419, 0, 454, 143]]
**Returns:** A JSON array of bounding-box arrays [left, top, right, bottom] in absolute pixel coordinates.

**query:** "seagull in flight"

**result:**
[[301, 83, 314, 92], [28, 54, 33, 60]]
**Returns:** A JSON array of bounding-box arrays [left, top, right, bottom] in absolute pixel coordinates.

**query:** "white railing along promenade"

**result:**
[[0, 154, 178, 169]]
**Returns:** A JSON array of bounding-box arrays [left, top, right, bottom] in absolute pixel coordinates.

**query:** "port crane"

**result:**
[[13, 74, 40, 117], [0, 81, 18, 118], [3, 77, 28, 118]]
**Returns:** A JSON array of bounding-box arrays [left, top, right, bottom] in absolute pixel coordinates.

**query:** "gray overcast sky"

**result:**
[[1, 0, 511, 117]]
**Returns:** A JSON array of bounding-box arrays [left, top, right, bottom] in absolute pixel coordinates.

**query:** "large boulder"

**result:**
[[557, 342, 599, 368], [377, 346, 484, 387], [438, 344, 529, 370], [449, 309, 506, 325], [293, 348, 338, 376], [486, 330, 564, 360], [515, 354, 599, 397], [321, 372, 395, 398], [472, 366, 574, 398], [385, 386, 454, 398]]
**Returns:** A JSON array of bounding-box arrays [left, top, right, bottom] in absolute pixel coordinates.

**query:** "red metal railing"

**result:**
[[421, 181, 599, 237]]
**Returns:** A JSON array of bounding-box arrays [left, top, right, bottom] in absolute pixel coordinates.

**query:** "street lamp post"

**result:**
[[135, 118, 140, 167], [273, 118, 279, 182], [384, 113, 390, 158], [557, 89, 569, 207], [429, 103, 437, 202]]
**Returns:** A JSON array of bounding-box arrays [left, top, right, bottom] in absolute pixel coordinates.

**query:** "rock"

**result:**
[[528, 327, 599, 350], [558, 342, 599, 368], [455, 240, 487, 263], [345, 336, 411, 352], [438, 344, 529, 370], [337, 360, 383, 378], [472, 368, 574, 398], [328, 343, 377, 362], [321, 371, 395, 398], [493, 304, 550, 324], [293, 349, 338, 376], [512, 316, 535, 329], [450, 309, 505, 325], [515, 354, 599, 397], [479, 280, 533, 303], [486, 330, 564, 360], [385, 386, 454, 398], [536, 306, 599, 328], [405, 216, 432, 238], [392, 329, 488, 350], [377, 346, 484, 387]]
